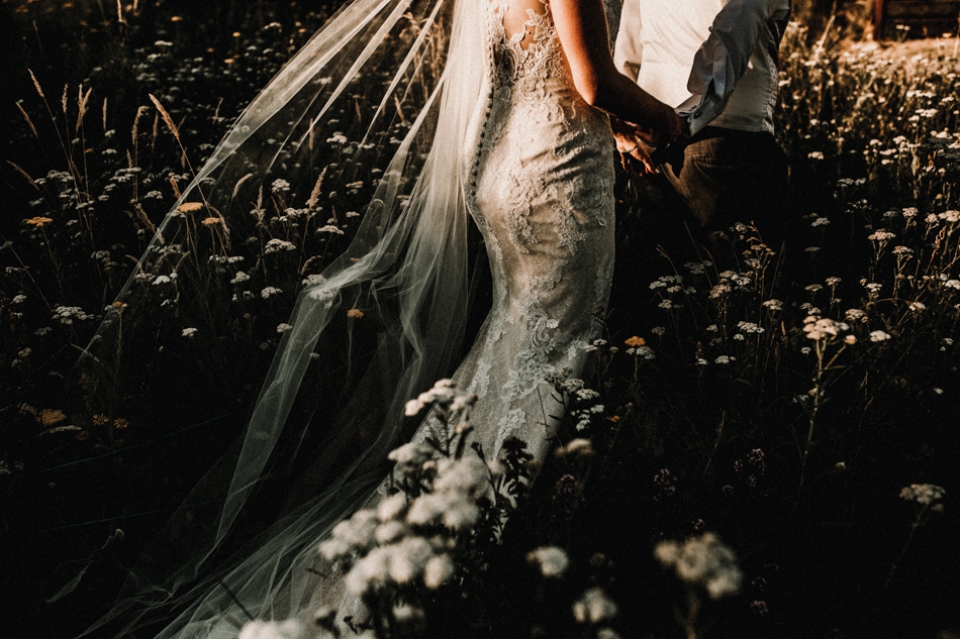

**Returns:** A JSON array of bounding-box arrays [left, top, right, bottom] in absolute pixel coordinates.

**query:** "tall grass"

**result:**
[[1, 3, 958, 639]]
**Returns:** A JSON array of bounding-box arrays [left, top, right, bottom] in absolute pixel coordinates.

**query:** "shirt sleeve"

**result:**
[[681, 0, 787, 135], [613, 0, 642, 82]]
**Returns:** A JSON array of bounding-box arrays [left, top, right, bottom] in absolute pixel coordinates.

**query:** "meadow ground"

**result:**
[[1, 2, 959, 638]]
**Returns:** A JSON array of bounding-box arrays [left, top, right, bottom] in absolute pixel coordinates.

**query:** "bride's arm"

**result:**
[[551, 0, 680, 138]]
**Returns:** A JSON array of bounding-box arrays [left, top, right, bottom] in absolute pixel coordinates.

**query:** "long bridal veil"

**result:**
[[78, 0, 485, 636]]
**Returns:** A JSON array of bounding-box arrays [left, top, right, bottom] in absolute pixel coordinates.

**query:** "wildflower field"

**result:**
[[1, 1, 959, 638]]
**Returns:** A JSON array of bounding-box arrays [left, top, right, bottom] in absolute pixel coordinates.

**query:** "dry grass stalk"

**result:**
[[251, 186, 266, 227], [76, 86, 93, 135], [170, 175, 182, 199], [213, 97, 223, 126], [131, 105, 148, 146], [307, 166, 328, 210], [61, 84, 68, 117], [149, 93, 181, 144], [28, 68, 45, 99], [102, 97, 108, 131], [27, 69, 60, 141], [206, 203, 232, 250], [133, 203, 157, 233], [7, 161, 40, 190], [16, 102, 38, 138], [394, 94, 407, 126], [231, 173, 254, 200]]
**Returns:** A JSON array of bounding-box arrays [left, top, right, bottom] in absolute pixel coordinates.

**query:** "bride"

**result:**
[[81, 0, 678, 636]]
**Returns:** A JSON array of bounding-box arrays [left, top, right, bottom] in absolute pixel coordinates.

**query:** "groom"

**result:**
[[613, 0, 793, 263]]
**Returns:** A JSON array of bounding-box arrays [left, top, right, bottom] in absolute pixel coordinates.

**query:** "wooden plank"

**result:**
[[876, 0, 960, 39], [886, 2, 960, 18]]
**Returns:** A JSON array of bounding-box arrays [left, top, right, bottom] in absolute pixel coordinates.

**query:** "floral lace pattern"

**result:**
[[443, 0, 615, 461]]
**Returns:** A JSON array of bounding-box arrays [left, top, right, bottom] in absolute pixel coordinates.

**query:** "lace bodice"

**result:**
[[488, 0, 564, 86]]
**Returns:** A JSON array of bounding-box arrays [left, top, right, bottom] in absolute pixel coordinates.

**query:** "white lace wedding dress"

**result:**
[[91, 3, 618, 637], [450, 0, 615, 461]]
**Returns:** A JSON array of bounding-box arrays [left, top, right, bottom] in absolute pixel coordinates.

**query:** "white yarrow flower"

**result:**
[[803, 316, 840, 341], [762, 299, 783, 311], [845, 308, 868, 322], [388, 442, 434, 467], [654, 533, 742, 599], [423, 553, 455, 589], [572, 588, 618, 624], [432, 456, 488, 496], [527, 546, 570, 578], [238, 620, 307, 639], [374, 521, 408, 545], [230, 270, 250, 284], [386, 537, 433, 584], [377, 493, 408, 522], [404, 398, 426, 417], [900, 483, 946, 506]]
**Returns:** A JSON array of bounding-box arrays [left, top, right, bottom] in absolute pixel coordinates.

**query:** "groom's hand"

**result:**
[[637, 108, 682, 149]]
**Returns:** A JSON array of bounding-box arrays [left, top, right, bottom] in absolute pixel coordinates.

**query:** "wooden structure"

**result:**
[[874, 0, 960, 39]]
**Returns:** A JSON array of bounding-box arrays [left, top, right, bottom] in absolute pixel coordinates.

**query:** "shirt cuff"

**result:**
[[677, 94, 724, 136]]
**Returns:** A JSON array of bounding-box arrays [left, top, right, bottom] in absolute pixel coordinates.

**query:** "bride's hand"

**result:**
[[613, 128, 658, 176]]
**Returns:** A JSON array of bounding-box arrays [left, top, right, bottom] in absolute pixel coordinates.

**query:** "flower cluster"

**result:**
[[557, 377, 606, 432], [51, 306, 94, 325], [802, 315, 849, 342], [899, 483, 946, 508], [624, 335, 655, 360], [572, 587, 618, 625], [318, 444, 498, 600], [403, 378, 475, 418], [238, 620, 308, 639], [526, 546, 570, 578], [654, 533, 742, 599]]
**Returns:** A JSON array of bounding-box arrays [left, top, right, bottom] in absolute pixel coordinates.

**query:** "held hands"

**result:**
[[611, 109, 682, 176], [614, 128, 658, 175]]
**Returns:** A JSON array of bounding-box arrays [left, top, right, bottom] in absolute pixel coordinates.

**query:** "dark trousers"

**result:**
[[640, 126, 790, 267]]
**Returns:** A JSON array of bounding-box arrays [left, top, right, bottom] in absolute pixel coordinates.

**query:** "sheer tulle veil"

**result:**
[[79, 0, 485, 636]]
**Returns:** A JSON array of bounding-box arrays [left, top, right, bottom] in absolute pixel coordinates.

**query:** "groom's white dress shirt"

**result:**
[[613, 0, 791, 136]]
